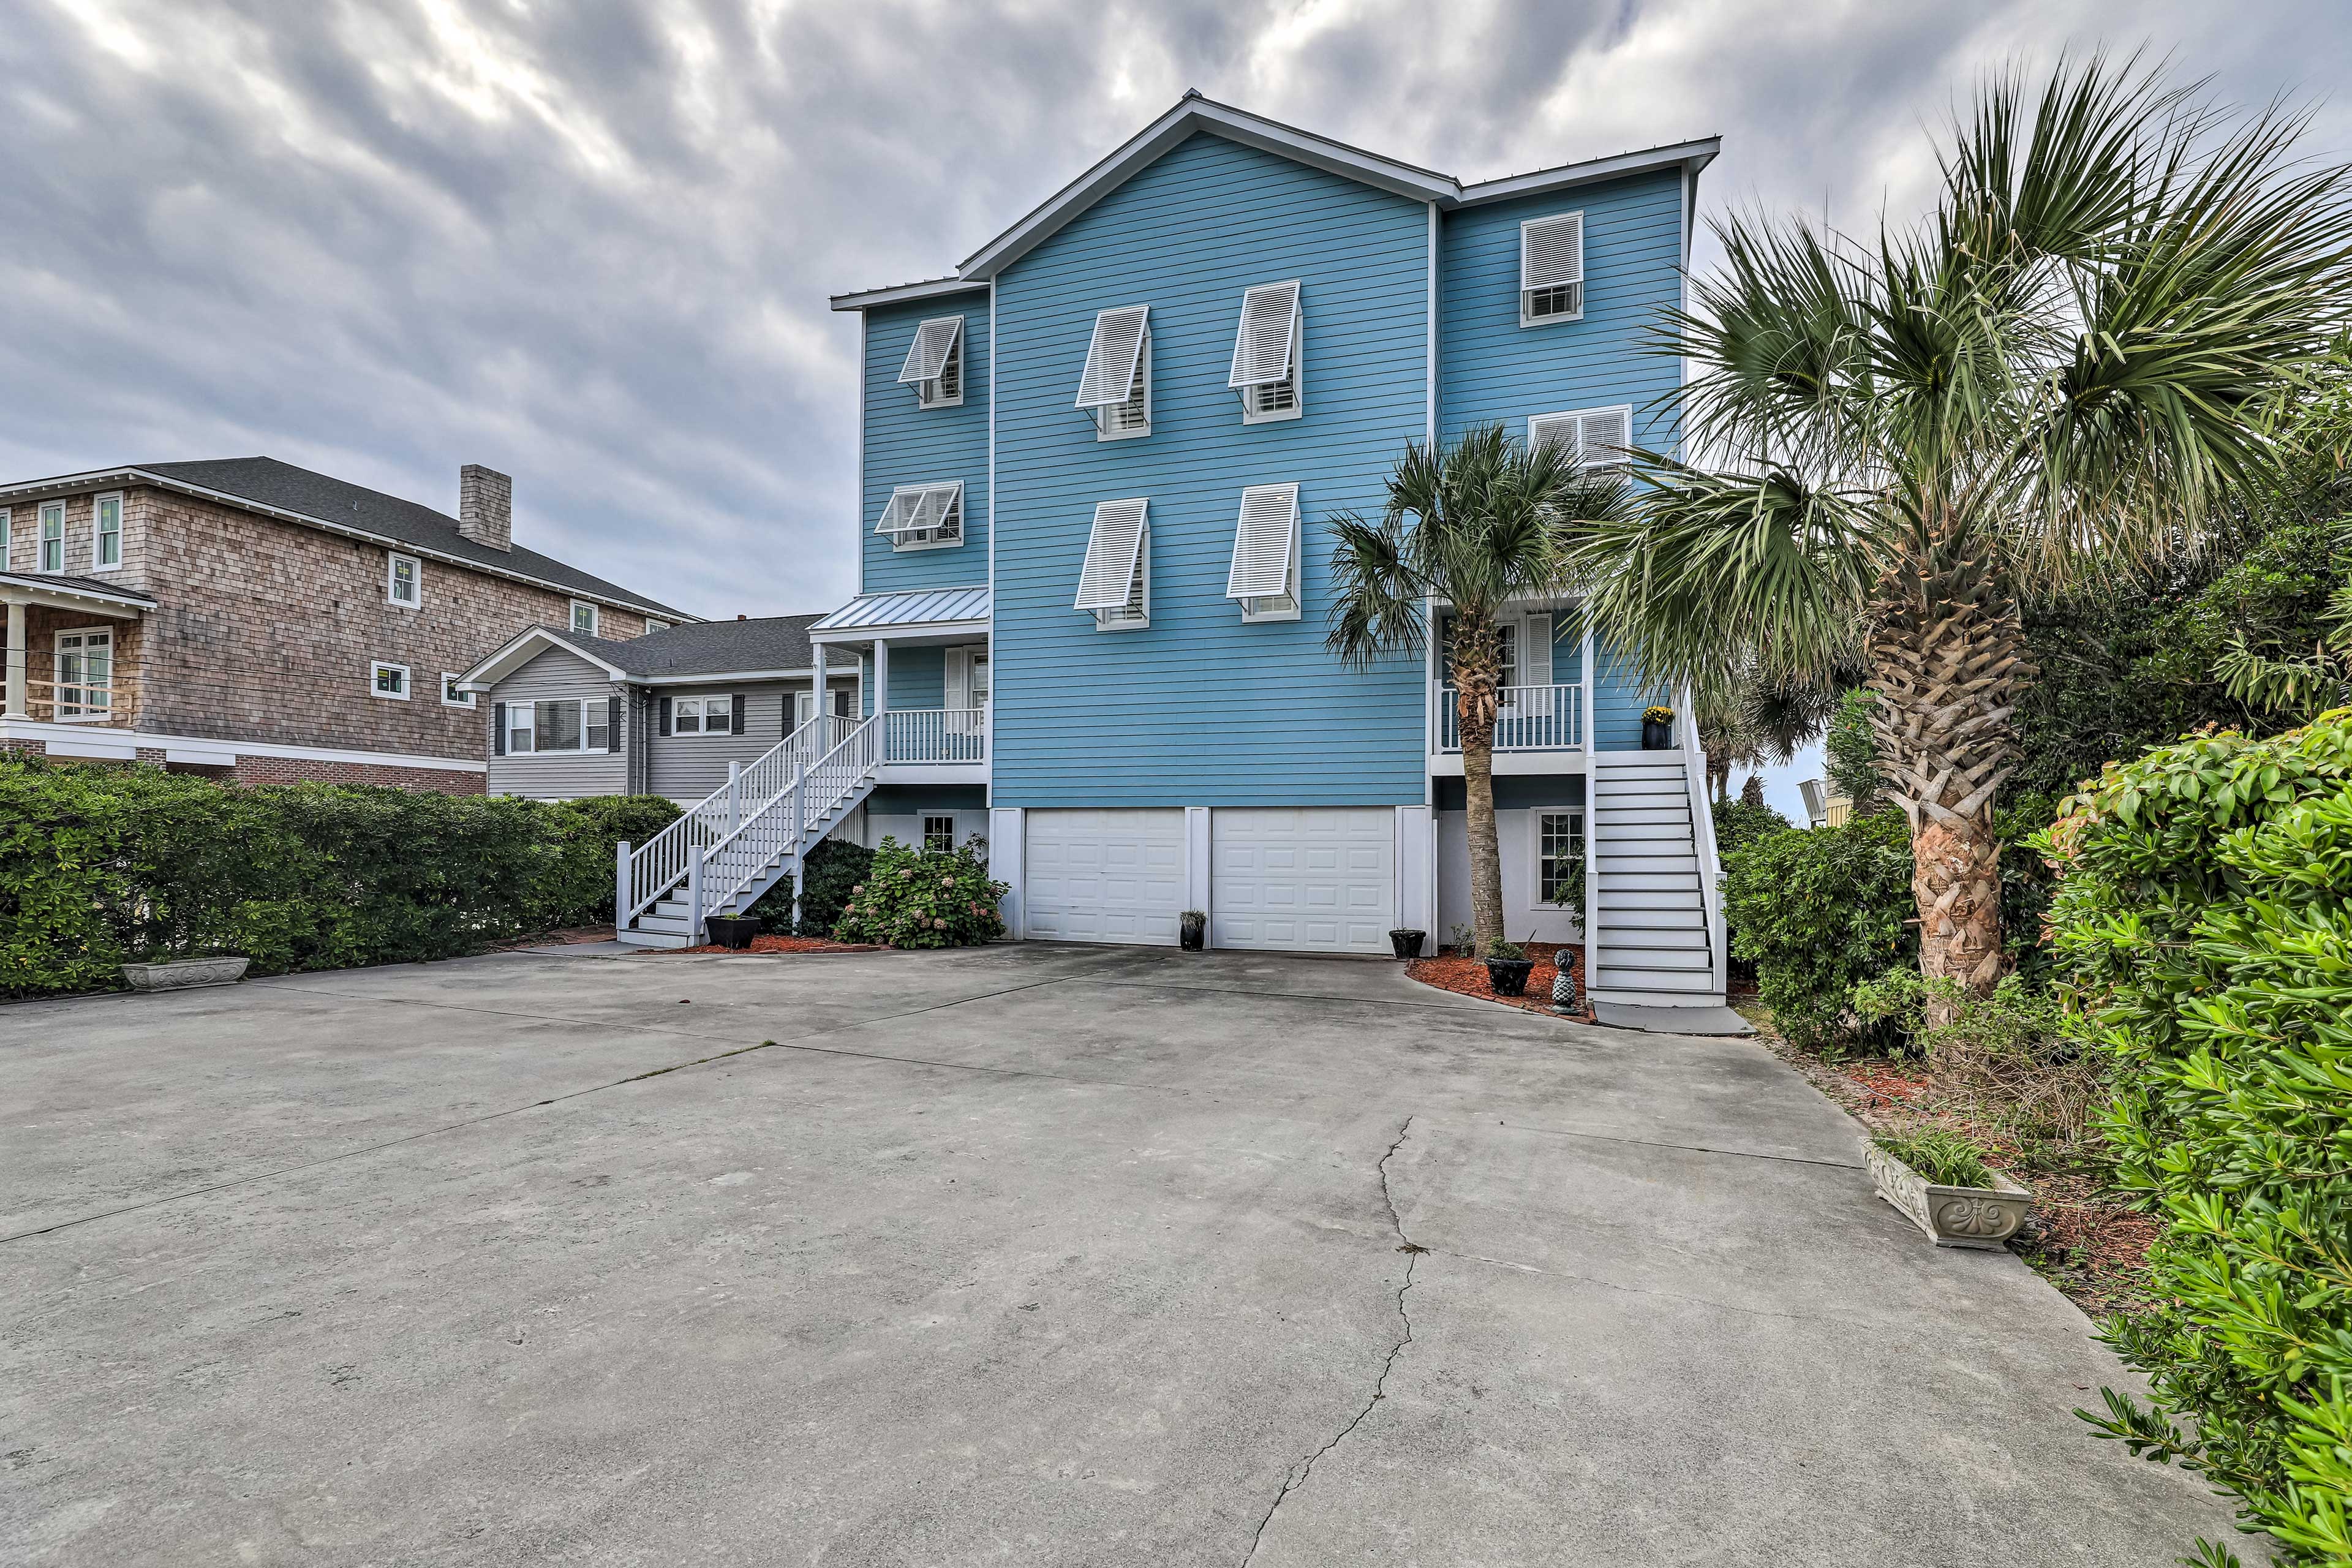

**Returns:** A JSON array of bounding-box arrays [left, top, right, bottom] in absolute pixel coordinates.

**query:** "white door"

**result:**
[[1024, 809, 1186, 944], [1212, 808, 1395, 954]]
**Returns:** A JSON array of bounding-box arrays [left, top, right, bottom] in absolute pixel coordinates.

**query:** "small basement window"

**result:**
[[370, 661, 410, 700], [387, 552, 421, 607], [1228, 281, 1303, 423], [1537, 811, 1585, 906], [1076, 304, 1151, 440], [1226, 482, 1301, 622], [1520, 212, 1585, 326], [924, 815, 955, 854], [1074, 497, 1150, 631], [898, 316, 966, 409], [875, 481, 965, 551]]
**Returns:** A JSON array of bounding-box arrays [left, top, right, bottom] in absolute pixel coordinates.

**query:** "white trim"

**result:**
[[1529, 405, 1634, 468], [808, 617, 989, 646], [456, 625, 631, 688], [643, 618, 668, 633], [0, 716, 489, 773], [666, 692, 737, 737], [857, 307, 868, 597], [988, 279, 997, 605], [38, 500, 65, 573], [50, 624, 115, 722], [91, 491, 124, 571], [1518, 211, 1586, 328], [386, 550, 422, 608], [0, 506, 9, 572], [369, 660, 412, 701], [0, 570, 154, 612], [1455, 137, 1721, 205], [1530, 809, 1586, 912], [827, 277, 990, 312], [508, 695, 612, 754], [1425, 203, 1438, 446], [440, 671, 475, 708], [569, 599, 599, 636]]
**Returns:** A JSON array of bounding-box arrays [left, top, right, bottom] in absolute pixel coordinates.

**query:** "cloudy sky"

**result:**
[[7, 1, 2348, 807]]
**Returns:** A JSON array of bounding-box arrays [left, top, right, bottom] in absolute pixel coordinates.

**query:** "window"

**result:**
[[1074, 497, 1150, 631], [40, 502, 64, 572], [924, 815, 956, 854], [0, 507, 10, 570], [570, 600, 598, 635], [898, 316, 966, 409], [505, 702, 535, 754], [1520, 212, 1585, 325], [1229, 280, 1303, 423], [1528, 405, 1633, 469], [441, 673, 476, 707], [370, 660, 410, 699], [671, 695, 733, 735], [1537, 811, 1586, 906], [644, 619, 669, 634], [584, 701, 611, 752], [386, 552, 420, 607], [93, 493, 123, 570], [498, 697, 612, 755], [53, 628, 111, 719], [875, 481, 965, 551], [1076, 304, 1151, 440], [1226, 483, 1302, 622]]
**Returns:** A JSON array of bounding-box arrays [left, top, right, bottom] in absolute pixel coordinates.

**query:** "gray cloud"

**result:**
[[4, 0, 2348, 633]]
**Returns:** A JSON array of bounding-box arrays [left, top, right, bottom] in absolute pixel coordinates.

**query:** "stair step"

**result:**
[[1596, 843, 1696, 861], [1594, 967, 1717, 992], [1600, 911, 1708, 930], [1596, 807, 1693, 825], [616, 929, 693, 950], [1597, 944, 1712, 970], [1588, 986, 1730, 1008], [1599, 925, 1710, 949], [634, 914, 692, 935]]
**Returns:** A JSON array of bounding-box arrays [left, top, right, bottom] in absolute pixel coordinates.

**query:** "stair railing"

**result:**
[[1679, 691, 1727, 995], [693, 715, 880, 923], [620, 714, 856, 928]]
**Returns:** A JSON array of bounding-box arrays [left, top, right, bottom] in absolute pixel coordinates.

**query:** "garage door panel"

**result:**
[[1212, 807, 1394, 954], [1025, 810, 1186, 945]]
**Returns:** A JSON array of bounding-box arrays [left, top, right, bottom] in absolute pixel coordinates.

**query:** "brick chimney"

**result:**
[[458, 464, 513, 551]]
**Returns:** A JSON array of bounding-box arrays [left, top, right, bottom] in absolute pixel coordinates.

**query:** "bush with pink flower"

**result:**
[[831, 834, 1008, 949]]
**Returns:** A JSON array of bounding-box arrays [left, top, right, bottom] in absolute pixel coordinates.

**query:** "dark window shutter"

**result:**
[[606, 695, 622, 752], [658, 695, 672, 736], [492, 703, 506, 757], [834, 685, 851, 719], [733, 692, 746, 736]]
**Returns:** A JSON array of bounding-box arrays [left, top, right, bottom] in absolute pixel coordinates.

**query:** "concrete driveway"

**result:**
[[4, 943, 2231, 1566]]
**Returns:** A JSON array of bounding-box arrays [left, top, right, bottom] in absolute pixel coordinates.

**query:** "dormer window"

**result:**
[[1520, 212, 1585, 326], [1229, 281, 1303, 423], [1074, 497, 1150, 630], [1529, 405, 1632, 468], [1226, 483, 1301, 621], [875, 481, 965, 552], [898, 316, 966, 409], [1076, 305, 1151, 440]]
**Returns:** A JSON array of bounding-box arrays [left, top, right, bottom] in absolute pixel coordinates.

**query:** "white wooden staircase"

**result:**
[[1585, 739, 1728, 1010], [616, 715, 880, 949]]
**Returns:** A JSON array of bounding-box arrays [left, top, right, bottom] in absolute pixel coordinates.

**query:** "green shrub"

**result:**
[[834, 835, 1006, 948], [1721, 811, 1917, 1052], [740, 835, 875, 935], [1824, 688, 1881, 813], [1852, 966, 2096, 1151], [1872, 1127, 1996, 1188], [535, 795, 682, 927], [2041, 713, 2352, 1564], [1712, 794, 1792, 857]]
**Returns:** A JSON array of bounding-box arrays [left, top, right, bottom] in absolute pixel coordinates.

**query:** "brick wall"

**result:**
[[6, 486, 652, 761], [0, 739, 486, 795]]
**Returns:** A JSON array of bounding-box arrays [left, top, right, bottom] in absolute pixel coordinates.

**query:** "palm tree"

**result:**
[[1570, 58, 2352, 1005], [1327, 423, 1626, 957]]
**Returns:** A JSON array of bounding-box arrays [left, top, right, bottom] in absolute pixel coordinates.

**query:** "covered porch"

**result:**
[[808, 584, 989, 785], [1, 572, 156, 752]]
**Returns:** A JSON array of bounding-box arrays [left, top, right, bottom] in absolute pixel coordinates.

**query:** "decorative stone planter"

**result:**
[[1388, 928, 1425, 960], [1866, 1142, 2034, 1249], [1179, 911, 1207, 952], [1485, 957, 1534, 997], [121, 957, 250, 992], [703, 915, 760, 950]]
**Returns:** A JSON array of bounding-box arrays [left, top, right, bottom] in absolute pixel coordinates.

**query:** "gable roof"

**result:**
[[0, 456, 694, 621], [832, 92, 1719, 305], [458, 614, 829, 690]]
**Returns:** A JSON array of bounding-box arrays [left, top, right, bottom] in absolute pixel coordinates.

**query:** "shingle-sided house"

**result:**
[[608, 93, 1729, 1019], [0, 457, 691, 791]]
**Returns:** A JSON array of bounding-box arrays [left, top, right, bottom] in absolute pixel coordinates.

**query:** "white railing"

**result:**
[[1681, 690, 1727, 995], [693, 715, 880, 925], [1434, 684, 1585, 752], [883, 706, 988, 764], [618, 713, 860, 927]]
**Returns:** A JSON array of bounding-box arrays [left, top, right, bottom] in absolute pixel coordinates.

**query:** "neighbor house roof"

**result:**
[[0, 456, 693, 621], [458, 614, 832, 691], [831, 92, 1719, 306]]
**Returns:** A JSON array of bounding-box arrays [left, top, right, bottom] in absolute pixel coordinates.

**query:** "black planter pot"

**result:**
[[1641, 717, 1673, 750], [1179, 914, 1207, 952], [1387, 928, 1426, 960], [1485, 958, 1535, 997], [704, 914, 759, 950]]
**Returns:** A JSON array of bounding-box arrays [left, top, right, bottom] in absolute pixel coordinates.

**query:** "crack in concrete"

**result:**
[[1244, 1117, 1422, 1566]]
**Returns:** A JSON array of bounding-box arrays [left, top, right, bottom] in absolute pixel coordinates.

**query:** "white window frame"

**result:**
[[1074, 497, 1150, 632], [899, 315, 967, 410], [369, 660, 412, 701], [1532, 810, 1586, 908], [1227, 482, 1303, 623], [39, 502, 65, 573], [440, 672, 476, 708], [1529, 405, 1634, 470], [570, 600, 599, 635], [386, 551, 421, 608], [92, 491, 123, 571], [671, 693, 734, 737], [875, 481, 965, 552], [1230, 281, 1305, 425], [0, 507, 10, 571], [511, 696, 601, 754], [644, 619, 668, 634], [1520, 211, 1586, 327], [51, 625, 114, 721], [1076, 306, 1152, 442], [504, 701, 537, 755], [922, 815, 956, 854]]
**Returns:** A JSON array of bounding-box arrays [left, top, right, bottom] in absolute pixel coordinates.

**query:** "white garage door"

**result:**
[[1213, 807, 1394, 954], [1024, 809, 1186, 944]]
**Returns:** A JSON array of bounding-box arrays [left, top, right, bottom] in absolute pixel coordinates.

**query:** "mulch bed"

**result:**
[[665, 935, 886, 956], [1406, 947, 1593, 1022]]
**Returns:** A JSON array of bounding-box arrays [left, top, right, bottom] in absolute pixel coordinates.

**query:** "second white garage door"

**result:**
[[1024, 809, 1186, 944], [1213, 807, 1394, 954]]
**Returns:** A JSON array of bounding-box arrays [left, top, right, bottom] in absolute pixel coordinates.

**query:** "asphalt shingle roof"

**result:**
[[133, 456, 692, 619], [548, 613, 827, 679], [0, 571, 158, 605]]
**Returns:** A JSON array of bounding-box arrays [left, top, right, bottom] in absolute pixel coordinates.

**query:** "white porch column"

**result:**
[[872, 639, 889, 714], [810, 641, 829, 743], [2, 598, 24, 718]]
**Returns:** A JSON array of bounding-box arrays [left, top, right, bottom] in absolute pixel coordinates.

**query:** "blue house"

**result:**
[[615, 94, 1728, 1017]]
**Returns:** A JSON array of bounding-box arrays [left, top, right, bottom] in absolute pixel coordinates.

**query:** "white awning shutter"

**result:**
[[898, 317, 964, 383], [1530, 407, 1631, 468], [1076, 306, 1151, 409], [876, 481, 965, 544], [1521, 213, 1585, 320], [1225, 483, 1298, 600], [1074, 497, 1150, 617], [1227, 282, 1300, 388]]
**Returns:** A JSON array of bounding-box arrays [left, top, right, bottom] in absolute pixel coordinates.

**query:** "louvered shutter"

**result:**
[[911, 482, 962, 540], [1225, 484, 1299, 600], [1076, 306, 1150, 408], [1521, 214, 1584, 293], [606, 695, 622, 752], [1578, 407, 1630, 466], [1227, 282, 1300, 387], [729, 692, 747, 735], [492, 702, 507, 756], [1529, 412, 1583, 462], [658, 695, 673, 736], [875, 488, 918, 538], [1074, 498, 1150, 611], [897, 317, 963, 383]]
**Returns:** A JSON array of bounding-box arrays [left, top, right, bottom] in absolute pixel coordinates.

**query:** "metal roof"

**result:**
[[809, 584, 990, 633]]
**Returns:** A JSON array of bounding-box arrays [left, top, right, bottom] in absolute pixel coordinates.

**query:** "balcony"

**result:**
[[877, 704, 987, 782], [1431, 683, 1583, 775]]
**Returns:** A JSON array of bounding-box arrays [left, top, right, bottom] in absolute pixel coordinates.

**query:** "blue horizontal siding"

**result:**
[[876, 644, 945, 710], [990, 132, 1430, 809], [861, 294, 990, 594], [1593, 637, 1671, 751]]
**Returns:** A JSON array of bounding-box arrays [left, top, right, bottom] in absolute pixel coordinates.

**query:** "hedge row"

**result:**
[[0, 755, 677, 996]]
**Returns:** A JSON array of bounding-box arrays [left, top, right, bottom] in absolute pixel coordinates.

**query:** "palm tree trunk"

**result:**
[[1868, 528, 2029, 1016], [1454, 619, 1507, 957]]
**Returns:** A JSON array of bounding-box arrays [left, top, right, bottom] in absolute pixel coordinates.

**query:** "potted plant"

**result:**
[[703, 914, 760, 950], [121, 955, 250, 992], [1179, 910, 1207, 952], [1641, 704, 1675, 750], [1387, 927, 1425, 960], [1865, 1129, 2033, 1249], [1483, 937, 1534, 997]]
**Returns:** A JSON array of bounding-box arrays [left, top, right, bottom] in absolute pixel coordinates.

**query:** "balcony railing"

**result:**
[[1434, 684, 1583, 752], [881, 706, 988, 764]]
